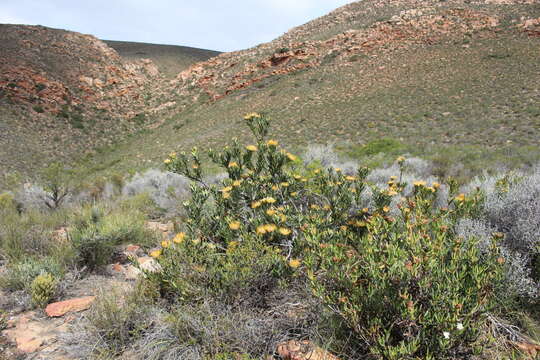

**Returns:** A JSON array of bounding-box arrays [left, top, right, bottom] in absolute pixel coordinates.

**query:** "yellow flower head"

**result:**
[[346, 176, 357, 181], [222, 192, 231, 199], [267, 139, 279, 147], [455, 193, 466, 202], [161, 240, 170, 248], [432, 182, 441, 189], [150, 250, 162, 258], [413, 181, 426, 187], [251, 201, 262, 209], [173, 232, 186, 244], [244, 112, 261, 120], [221, 186, 233, 192], [362, 208, 369, 213], [280, 182, 289, 187], [266, 209, 277, 216], [228, 161, 239, 168], [387, 189, 398, 196], [271, 185, 278, 191], [246, 145, 258, 152], [382, 206, 390, 213], [286, 153, 298, 161], [164, 158, 172, 164], [228, 241, 239, 250], [169, 152, 177, 158], [390, 175, 398, 180], [229, 221, 241, 230], [264, 224, 277, 232], [334, 168, 342, 173], [396, 156, 406, 163], [279, 227, 291, 236], [263, 197, 276, 204], [289, 259, 301, 269], [291, 192, 298, 197], [232, 180, 242, 187], [256, 225, 267, 235]]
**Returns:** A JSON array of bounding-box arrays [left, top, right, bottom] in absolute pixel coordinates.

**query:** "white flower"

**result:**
[[456, 323, 464, 331], [443, 331, 450, 339]]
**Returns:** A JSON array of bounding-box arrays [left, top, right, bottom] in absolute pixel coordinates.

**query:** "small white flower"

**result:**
[[443, 331, 450, 339], [456, 323, 464, 331]]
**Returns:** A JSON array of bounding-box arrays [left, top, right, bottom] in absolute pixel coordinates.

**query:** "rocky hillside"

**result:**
[[1, 0, 539, 185], [78, 0, 539, 180], [0, 25, 213, 181]]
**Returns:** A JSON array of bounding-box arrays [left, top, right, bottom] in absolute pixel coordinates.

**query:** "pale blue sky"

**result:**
[[0, 0, 355, 52]]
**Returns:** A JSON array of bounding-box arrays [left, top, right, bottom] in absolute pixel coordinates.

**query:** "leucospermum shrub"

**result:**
[[152, 113, 505, 358]]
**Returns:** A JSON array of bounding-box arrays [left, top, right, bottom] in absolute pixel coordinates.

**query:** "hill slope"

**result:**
[[103, 40, 220, 78], [0, 25, 217, 182], [80, 0, 540, 179]]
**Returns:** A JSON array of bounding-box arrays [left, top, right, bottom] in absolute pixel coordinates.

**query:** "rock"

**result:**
[[124, 264, 142, 280], [276, 340, 339, 360], [514, 341, 540, 357], [16, 336, 43, 353], [45, 296, 95, 317], [137, 257, 162, 273]]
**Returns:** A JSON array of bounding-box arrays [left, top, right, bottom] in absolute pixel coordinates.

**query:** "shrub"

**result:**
[[0, 257, 64, 291], [122, 169, 191, 216], [149, 113, 505, 358], [305, 185, 503, 359], [76, 286, 155, 357], [30, 272, 57, 308], [303, 144, 358, 175], [71, 203, 157, 270]]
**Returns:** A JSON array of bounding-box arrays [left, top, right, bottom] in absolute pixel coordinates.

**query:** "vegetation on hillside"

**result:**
[[1, 115, 538, 359]]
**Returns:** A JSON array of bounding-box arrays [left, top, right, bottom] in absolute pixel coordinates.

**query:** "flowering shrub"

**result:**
[[151, 113, 505, 358]]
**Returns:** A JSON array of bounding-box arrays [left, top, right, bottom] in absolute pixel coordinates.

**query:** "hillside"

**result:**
[[79, 0, 540, 180], [1, 0, 539, 186], [0, 25, 216, 183], [104, 40, 220, 78]]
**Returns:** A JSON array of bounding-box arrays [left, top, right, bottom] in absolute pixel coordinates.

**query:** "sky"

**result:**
[[0, 0, 355, 52]]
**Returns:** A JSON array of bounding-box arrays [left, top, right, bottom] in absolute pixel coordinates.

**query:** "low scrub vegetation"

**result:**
[[1, 114, 538, 359]]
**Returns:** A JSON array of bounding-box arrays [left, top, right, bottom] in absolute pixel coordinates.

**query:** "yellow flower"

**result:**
[[335, 168, 342, 172], [161, 240, 170, 248], [228, 241, 239, 250], [323, 204, 331, 211], [279, 227, 291, 236], [390, 175, 397, 180], [396, 156, 406, 163], [228, 162, 239, 168], [286, 153, 298, 161], [280, 182, 289, 187], [310, 204, 320, 210], [222, 192, 231, 199], [432, 182, 441, 189], [455, 193, 466, 202], [263, 197, 276, 204], [346, 176, 357, 181], [362, 208, 369, 213], [150, 250, 162, 258], [266, 209, 277, 216], [164, 158, 172, 164], [301, 178, 308, 182], [383, 206, 390, 213], [351, 188, 357, 193], [264, 224, 277, 232], [243, 112, 261, 120], [314, 169, 321, 174], [267, 139, 279, 146], [427, 186, 436, 193], [246, 145, 258, 152], [256, 225, 267, 235], [413, 181, 426, 187], [221, 186, 233, 192], [251, 201, 262, 209], [280, 214, 287, 222], [340, 225, 348, 231], [289, 259, 301, 269], [169, 152, 177, 158], [232, 180, 242, 187], [173, 232, 185, 244], [271, 185, 278, 191], [293, 174, 302, 180], [229, 221, 241, 230], [291, 192, 298, 197], [387, 189, 398, 196]]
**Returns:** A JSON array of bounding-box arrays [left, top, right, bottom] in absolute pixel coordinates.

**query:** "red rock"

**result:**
[[276, 340, 339, 360], [45, 296, 95, 317], [16, 336, 43, 353]]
